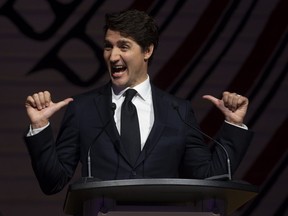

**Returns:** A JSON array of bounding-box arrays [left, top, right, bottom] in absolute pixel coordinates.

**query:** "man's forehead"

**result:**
[[105, 31, 135, 43]]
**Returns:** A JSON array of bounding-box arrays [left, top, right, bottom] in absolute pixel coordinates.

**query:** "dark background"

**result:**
[[0, 0, 287, 215]]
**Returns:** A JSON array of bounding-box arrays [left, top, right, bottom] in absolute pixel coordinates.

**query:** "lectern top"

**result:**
[[64, 178, 258, 215]]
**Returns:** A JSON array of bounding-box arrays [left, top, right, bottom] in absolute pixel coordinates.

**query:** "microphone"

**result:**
[[86, 103, 116, 180], [172, 101, 232, 181]]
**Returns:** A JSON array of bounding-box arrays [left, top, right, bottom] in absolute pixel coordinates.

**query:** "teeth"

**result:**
[[111, 65, 126, 73], [113, 65, 123, 69]]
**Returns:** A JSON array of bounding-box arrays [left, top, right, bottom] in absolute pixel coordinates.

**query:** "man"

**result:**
[[24, 9, 253, 195]]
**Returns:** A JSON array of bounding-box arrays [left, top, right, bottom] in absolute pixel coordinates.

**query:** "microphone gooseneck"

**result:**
[[172, 102, 232, 181], [87, 103, 116, 179]]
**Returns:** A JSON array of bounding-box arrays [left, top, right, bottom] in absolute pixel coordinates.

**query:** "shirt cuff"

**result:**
[[225, 120, 248, 130], [26, 122, 50, 137]]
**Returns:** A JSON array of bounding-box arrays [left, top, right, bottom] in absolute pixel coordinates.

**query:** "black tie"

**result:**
[[121, 89, 141, 165]]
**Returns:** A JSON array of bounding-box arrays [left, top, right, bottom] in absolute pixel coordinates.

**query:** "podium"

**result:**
[[63, 178, 258, 216]]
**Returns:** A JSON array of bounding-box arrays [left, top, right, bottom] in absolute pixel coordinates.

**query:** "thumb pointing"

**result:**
[[53, 98, 74, 112], [202, 95, 219, 106]]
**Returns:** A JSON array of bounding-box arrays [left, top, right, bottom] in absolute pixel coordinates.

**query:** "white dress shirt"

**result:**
[[112, 76, 154, 150]]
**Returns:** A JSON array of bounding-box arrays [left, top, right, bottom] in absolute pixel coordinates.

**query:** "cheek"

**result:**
[[124, 52, 145, 74], [103, 53, 109, 62], [128, 55, 144, 68]]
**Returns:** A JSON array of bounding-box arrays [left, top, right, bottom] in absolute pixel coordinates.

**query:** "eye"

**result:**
[[120, 45, 129, 51], [118, 41, 130, 51], [104, 42, 112, 50]]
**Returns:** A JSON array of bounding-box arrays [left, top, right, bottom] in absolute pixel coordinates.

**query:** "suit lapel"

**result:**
[[93, 84, 130, 163], [135, 86, 168, 167]]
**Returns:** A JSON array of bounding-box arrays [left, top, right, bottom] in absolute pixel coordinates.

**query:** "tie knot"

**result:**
[[124, 89, 137, 102]]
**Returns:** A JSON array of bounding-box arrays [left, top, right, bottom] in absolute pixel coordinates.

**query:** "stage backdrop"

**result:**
[[0, 0, 287, 215]]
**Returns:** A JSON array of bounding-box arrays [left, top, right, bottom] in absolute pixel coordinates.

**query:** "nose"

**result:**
[[109, 47, 120, 62]]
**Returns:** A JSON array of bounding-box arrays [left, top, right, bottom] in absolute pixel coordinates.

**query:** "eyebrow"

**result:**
[[104, 38, 132, 45], [117, 40, 131, 45]]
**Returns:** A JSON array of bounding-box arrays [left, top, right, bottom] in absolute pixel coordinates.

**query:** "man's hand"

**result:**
[[203, 91, 249, 126], [25, 91, 73, 129]]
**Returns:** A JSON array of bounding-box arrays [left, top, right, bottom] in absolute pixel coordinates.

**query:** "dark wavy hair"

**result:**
[[104, 9, 159, 58]]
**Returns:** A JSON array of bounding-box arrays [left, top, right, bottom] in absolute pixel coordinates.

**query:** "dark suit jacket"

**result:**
[[25, 82, 253, 195]]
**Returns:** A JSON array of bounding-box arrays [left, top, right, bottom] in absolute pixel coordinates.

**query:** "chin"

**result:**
[[111, 79, 128, 89]]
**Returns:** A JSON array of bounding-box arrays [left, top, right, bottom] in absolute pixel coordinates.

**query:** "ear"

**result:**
[[144, 44, 154, 61]]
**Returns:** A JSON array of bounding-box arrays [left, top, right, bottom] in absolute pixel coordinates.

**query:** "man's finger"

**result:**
[[32, 93, 43, 110], [43, 91, 51, 107], [202, 95, 219, 106], [25, 95, 36, 108], [38, 92, 45, 108], [53, 98, 74, 112]]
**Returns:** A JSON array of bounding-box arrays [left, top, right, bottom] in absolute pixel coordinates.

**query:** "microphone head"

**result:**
[[172, 101, 179, 110], [111, 102, 116, 110]]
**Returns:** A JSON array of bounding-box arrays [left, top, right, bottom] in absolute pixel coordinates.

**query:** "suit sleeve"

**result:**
[[24, 102, 80, 195], [179, 100, 253, 179]]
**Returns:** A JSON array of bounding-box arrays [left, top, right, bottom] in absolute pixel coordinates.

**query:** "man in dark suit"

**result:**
[[24, 9, 253, 195]]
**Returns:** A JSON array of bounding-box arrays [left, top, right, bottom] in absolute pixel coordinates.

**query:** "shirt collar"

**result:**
[[112, 76, 151, 101]]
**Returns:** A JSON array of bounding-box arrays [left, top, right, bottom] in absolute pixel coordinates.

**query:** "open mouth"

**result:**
[[112, 65, 126, 73], [111, 65, 127, 77]]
